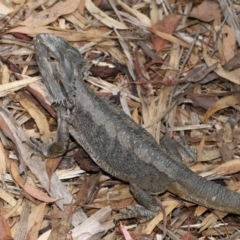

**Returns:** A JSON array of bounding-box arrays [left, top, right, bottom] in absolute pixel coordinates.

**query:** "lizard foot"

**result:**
[[26, 137, 66, 158], [115, 204, 157, 223]]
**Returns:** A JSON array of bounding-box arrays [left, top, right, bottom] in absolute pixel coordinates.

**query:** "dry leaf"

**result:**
[[223, 52, 240, 71], [221, 25, 236, 62], [18, 96, 51, 142], [217, 141, 234, 161], [0, 215, 13, 240], [183, 47, 199, 72], [116, 0, 151, 26], [10, 161, 57, 203], [8, 27, 106, 41], [78, 0, 85, 15], [194, 205, 207, 217], [49, 204, 73, 239], [120, 222, 133, 240], [75, 178, 88, 206], [212, 159, 240, 176], [204, 95, 240, 123], [190, 0, 221, 24], [71, 206, 113, 239], [132, 107, 140, 125], [203, 46, 240, 85], [25, 203, 46, 240], [85, 0, 127, 29], [37, 230, 51, 240], [22, 0, 79, 27], [46, 157, 62, 181], [0, 142, 6, 183], [0, 2, 13, 15], [0, 77, 40, 98], [0, 188, 18, 208], [200, 211, 227, 232], [150, 14, 182, 52], [143, 199, 180, 234], [188, 93, 217, 110], [222, 121, 233, 143], [2, 64, 10, 84], [181, 229, 192, 240]]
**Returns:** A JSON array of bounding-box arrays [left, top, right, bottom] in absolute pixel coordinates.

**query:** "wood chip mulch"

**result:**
[[1, 0, 240, 239]]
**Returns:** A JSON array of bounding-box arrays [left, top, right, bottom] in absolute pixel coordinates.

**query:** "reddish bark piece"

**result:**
[[150, 14, 182, 52]]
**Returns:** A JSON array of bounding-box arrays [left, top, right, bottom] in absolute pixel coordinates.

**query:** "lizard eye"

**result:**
[[47, 53, 56, 61]]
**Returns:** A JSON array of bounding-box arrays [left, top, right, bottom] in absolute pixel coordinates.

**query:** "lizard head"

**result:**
[[33, 33, 87, 108]]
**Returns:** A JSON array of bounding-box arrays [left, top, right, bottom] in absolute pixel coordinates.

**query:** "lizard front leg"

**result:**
[[27, 107, 69, 158]]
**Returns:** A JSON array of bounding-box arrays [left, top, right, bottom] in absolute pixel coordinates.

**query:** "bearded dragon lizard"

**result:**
[[31, 33, 240, 221]]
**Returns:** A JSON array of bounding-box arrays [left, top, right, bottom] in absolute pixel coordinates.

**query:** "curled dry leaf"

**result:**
[[203, 95, 240, 123], [22, 0, 79, 27], [18, 97, 51, 142], [10, 161, 57, 203]]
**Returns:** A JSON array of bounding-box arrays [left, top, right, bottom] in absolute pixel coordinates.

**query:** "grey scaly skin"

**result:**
[[32, 33, 240, 221]]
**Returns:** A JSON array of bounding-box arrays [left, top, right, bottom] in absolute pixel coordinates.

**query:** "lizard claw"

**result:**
[[26, 137, 65, 158], [25, 137, 48, 156]]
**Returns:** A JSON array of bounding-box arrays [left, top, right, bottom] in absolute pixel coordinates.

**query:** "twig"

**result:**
[[0, 1, 27, 32]]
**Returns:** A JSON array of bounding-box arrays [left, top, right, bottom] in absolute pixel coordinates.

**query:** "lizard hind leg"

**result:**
[[115, 183, 160, 222], [161, 135, 197, 166]]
